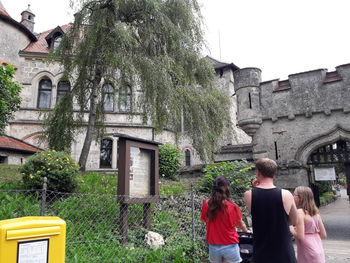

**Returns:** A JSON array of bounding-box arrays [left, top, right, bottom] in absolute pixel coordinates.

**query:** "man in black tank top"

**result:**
[[244, 158, 298, 263]]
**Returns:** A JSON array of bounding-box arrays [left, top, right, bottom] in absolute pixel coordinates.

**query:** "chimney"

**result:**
[[20, 4, 35, 32]]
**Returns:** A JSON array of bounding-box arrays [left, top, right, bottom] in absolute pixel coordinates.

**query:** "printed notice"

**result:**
[[129, 147, 151, 196], [314, 167, 336, 181], [18, 239, 48, 263]]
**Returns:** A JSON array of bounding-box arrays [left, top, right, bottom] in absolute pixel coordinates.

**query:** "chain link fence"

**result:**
[[0, 182, 224, 262]]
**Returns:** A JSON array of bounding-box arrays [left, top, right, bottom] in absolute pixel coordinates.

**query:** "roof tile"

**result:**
[[0, 135, 43, 153], [22, 24, 71, 54]]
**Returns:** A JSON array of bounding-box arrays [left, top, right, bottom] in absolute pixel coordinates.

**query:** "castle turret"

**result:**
[[20, 4, 35, 32], [233, 67, 262, 136]]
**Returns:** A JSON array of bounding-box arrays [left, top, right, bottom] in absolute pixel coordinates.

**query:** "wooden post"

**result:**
[[120, 203, 128, 244], [143, 203, 151, 229]]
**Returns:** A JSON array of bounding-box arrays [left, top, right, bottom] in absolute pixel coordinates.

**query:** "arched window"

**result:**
[[37, 78, 52, 108], [185, 149, 191, 166], [100, 138, 113, 168], [118, 86, 132, 112], [103, 84, 114, 112], [57, 80, 70, 103]]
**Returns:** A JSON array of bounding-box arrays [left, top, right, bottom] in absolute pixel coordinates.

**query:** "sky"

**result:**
[[2, 0, 350, 81]]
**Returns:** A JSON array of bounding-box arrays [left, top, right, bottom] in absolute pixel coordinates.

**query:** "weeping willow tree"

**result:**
[[45, 0, 231, 170]]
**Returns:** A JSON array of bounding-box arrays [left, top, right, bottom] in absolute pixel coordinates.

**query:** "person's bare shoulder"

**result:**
[[282, 189, 298, 224], [244, 189, 252, 212], [281, 189, 294, 204]]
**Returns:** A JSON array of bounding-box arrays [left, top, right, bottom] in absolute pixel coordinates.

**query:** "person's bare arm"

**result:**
[[318, 214, 327, 239], [244, 189, 252, 213], [236, 219, 250, 233], [282, 189, 298, 225], [291, 209, 305, 241]]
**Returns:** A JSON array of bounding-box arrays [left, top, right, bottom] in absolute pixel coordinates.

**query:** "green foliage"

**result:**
[[77, 172, 118, 194], [0, 64, 22, 134], [43, 93, 76, 152], [160, 183, 185, 194], [0, 164, 22, 190], [197, 160, 254, 199], [319, 191, 336, 206], [338, 177, 346, 186], [0, 164, 21, 181], [0, 192, 40, 220], [46, 0, 230, 170], [20, 150, 79, 193], [315, 181, 332, 195], [159, 144, 182, 180]]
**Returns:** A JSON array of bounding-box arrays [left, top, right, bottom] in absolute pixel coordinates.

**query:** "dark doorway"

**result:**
[[307, 140, 350, 206], [185, 149, 191, 166], [100, 138, 113, 168], [345, 163, 350, 200]]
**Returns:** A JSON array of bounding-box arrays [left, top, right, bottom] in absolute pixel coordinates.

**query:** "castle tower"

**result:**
[[233, 67, 262, 137], [20, 4, 35, 32]]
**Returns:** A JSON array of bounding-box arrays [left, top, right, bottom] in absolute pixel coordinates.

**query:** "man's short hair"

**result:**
[[255, 158, 277, 178]]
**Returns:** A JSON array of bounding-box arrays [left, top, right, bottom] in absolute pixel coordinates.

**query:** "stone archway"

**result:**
[[295, 125, 350, 204], [295, 125, 350, 166]]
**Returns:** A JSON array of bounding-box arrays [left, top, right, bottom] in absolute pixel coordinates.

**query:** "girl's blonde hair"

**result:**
[[294, 186, 319, 216]]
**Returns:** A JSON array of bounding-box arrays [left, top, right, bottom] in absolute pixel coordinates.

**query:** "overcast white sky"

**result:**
[[3, 0, 350, 80]]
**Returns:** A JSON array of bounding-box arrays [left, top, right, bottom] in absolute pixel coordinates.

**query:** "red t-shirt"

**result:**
[[201, 199, 242, 245]]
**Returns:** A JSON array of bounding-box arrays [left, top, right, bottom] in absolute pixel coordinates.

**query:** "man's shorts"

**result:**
[[209, 243, 242, 263]]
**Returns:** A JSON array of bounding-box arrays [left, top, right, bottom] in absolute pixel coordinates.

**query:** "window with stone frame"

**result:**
[[56, 80, 71, 103], [118, 86, 132, 112], [100, 138, 113, 168], [37, 78, 52, 108], [103, 83, 115, 112]]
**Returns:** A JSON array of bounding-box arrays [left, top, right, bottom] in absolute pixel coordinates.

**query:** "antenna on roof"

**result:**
[[218, 30, 222, 60]]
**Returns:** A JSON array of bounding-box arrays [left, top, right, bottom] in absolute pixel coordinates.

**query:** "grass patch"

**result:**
[[0, 164, 22, 189], [76, 172, 118, 194], [159, 177, 197, 194], [0, 164, 21, 181]]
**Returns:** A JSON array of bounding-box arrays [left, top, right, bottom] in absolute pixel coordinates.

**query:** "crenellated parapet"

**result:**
[[258, 63, 350, 122]]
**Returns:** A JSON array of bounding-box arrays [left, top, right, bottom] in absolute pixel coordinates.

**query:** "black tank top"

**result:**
[[251, 187, 296, 263]]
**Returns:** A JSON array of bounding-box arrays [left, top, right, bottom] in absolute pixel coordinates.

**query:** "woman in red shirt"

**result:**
[[201, 176, 249, 263]]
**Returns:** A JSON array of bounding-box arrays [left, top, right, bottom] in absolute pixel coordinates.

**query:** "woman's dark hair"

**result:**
[[207, 176, 231, 221]]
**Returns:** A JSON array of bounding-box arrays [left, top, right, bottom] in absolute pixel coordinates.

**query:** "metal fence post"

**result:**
[[191, 184, 196, 242], [40, 177, 48, 216]]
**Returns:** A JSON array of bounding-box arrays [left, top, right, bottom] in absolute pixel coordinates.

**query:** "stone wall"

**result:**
[[260, 64, 350, 121], [0, 150, 31, 165], [0, 21, 30, 66], [234, 65, 350, 188]]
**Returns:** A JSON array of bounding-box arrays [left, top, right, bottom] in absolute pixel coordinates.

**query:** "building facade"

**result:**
[[0, 3, 251, 170], [233, 66, 350, 188]]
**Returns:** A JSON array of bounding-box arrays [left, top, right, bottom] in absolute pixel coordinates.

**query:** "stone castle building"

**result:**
[[233, 66, 350, 188], [0, 3, 250, 170], [3, 3, 348, 189]]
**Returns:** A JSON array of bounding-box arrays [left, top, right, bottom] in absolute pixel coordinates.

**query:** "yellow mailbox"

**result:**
[[0, 216, 66, 263]]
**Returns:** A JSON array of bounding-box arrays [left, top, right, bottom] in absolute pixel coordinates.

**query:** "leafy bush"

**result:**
[[21, 150, 79, 193], [159, 144, 183, 180], [320, 191, 336, 206], [197, 160, 254, 199], [315, 181, 332, 195]]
